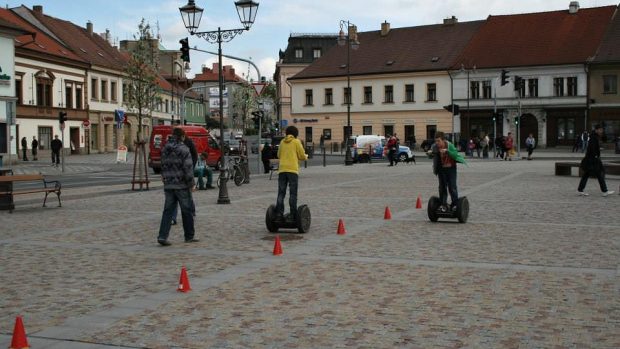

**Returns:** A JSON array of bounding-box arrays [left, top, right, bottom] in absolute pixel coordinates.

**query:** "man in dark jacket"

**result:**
[[31, 136, 39, 161], [21, 137, 28, 161], [577, 124, 614, 197], [51, 135, 62, 167], [157, 127, 198, 246], [261, 143, 272, 174]]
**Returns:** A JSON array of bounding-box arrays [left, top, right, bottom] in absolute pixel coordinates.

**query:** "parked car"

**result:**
[[148, 125, 222, 173], [352, 135, 413, 163]]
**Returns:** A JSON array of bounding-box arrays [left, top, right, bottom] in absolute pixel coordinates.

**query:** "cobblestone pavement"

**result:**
[[0, 158, 619, 348]]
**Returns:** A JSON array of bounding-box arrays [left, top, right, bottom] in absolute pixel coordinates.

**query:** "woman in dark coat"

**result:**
[[261, 143, 272, 174], [577, 124, 614, 196]]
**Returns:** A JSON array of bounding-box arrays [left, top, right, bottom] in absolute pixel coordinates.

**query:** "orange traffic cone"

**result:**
[[384, 206, 392, 220], [416, 195, 423, 209], [177, 266, 191, 293], [337, 219, 346, 235], [10, 316, 29, 349], [273, 235, 283, 255]]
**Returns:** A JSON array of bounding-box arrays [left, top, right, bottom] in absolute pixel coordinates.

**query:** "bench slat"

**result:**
[[0, 175, 44, 182]]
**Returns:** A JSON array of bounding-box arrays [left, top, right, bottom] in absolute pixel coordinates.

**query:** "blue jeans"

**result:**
[[159, 189, 195, 241], [438, 166, 458, 207], [276, 172, 298, 219], [194, 167, 213, 189]]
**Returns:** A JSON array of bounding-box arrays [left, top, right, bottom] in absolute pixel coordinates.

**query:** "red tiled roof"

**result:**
[[193, 64, 245, 83], [0, 7, 85, 63], [25, 6, 127, 70], [291, 20, 484, 80], [0, 17, 31, 34], [593, 7, 620, 63], [452, 6, 617, 69]]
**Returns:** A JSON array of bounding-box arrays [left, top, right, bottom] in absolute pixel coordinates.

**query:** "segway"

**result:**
[[265, 204, 311, 233], [427, 196, 469, 223]]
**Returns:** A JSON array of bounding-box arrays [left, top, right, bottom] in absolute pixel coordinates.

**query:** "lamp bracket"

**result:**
[[193, 28, 246, 44]]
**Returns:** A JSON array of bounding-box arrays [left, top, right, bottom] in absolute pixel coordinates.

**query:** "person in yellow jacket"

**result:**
[[275, 126, 308, 221]]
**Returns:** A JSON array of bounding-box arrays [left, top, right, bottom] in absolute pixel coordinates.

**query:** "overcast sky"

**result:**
[[6, 1, 619, 81]]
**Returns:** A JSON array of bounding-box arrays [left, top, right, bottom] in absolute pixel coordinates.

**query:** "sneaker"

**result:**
[[158, 240, 171, 246], [577, 191, 589, 196], [185, 238, 200, 243], [602, 190, 615, 197]]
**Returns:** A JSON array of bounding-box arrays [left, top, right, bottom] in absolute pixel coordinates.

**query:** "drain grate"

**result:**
[[261, 234, 304, 241]]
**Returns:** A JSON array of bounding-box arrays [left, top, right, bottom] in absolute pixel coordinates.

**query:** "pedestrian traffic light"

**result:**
[[501, 70, 509, 86], [58, 111, 67, 124], [179, 37, 190, 63], [514, 116, 519, 125]]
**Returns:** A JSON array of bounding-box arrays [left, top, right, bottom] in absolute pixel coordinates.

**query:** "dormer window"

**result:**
[[313, 48, 322, 59], [295, 48, 303, 59]]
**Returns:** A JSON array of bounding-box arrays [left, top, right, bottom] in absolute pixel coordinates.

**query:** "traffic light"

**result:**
[[58, 111, 67, 124], [514, 116, 519, 125], [251, 110, 264, 129], [514, 76, 524, 91], [501, 69, 509, 86], [179, 37, 190, 63]]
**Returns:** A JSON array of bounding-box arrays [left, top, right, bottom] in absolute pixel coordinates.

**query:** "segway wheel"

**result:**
[[297, 205, 311, 234], [427, 196, 440, 222], [457, 197, 469, 223], [265, 205, 279, 233]]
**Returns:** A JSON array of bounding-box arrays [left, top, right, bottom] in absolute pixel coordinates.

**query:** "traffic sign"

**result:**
[[83, 119, 90, 128], [252, 83, 267, 96]]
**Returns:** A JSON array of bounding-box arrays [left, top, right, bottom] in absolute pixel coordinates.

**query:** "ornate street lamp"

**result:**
[[180, 0, 259, 204], [338, 20, 359, 166]]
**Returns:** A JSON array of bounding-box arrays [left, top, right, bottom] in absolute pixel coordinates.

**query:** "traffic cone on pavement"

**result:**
[[10, 316, 29, 349], [273, 235, 283, 255], [384, 206, 392, 220], [177, 266, 191, 293], [337, 219, 346, 235], [416, 195, 423, 209]]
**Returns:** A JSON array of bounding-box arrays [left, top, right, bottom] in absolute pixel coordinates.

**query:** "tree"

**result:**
[[231, 83, 257, 131], [124, 19, 159, 142]]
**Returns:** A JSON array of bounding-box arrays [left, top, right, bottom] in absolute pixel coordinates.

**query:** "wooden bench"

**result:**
[[269, 159, 279, 180], [555, 161, 620, 177], [0, 174, 62, 213]]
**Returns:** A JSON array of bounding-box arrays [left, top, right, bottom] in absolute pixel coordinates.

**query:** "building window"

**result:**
[[566, 77, 577, 96], [603, 75, 617, 94], [101, 80, 108, 100], [76, 84, 83, 109], [36, 79, 52, 107], [324, 88, 333, 105], [405, 84, 414, 102], [363, 86, 372, 104], [557, 117, 575, 140], [65, 82, 73, 109], [343, 87, 351, 105], [15, 78, 22, 105], [528, 79, 538, 97], [426, 83, 436, 102], [313, 48, 321, 59], [470, 81, 480, 99], [91, 78, 98, 99], [111, 81, 117, 101], [482, 80, 492, 99], [384, 85, 393, 103], [363, 125, 372, 135], [517, 80, 526, 98], [165, 99, 169, 113], [554, 77, 564, 97], [295, 48, 303, 59], [305, 89, 313, 106]]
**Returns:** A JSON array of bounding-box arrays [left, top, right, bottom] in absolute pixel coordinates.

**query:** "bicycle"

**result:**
[[217, 156, 245, 187]]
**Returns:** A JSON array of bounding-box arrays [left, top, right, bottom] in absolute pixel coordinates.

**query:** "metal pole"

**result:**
[[61, 126, 65, 173], [216, 28, 230, 204], [493, 85, 497, 159], [517, 97, 521, 159], [344, 21, 353, 166]]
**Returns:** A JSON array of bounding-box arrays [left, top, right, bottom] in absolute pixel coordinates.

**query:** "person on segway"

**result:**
[[275, 126, 308, 223], [431, 131, 466, 213]]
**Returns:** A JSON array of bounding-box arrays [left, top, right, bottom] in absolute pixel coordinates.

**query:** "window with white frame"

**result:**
[[305, 89, 313, 106], [295, 48, 303, 59], [324, 88, 333, 105], [405, 84, 414, 102], [384, 85, 393, 103], [528, 79, 538, 97], [554, 77, 564, 96], [603, 75, 617, 94], [482, 80, 492, 99], [567, 77, 577, 96], [426, 83, 436, 102], [313, 48, 321, 59], [470, 81, 480, 99], [363, 86, 372, 104]]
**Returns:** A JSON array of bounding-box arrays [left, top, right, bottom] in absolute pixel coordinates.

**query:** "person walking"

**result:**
[[274, 126, 308, 222], [20, 137, 28, 161], [504, 132, 514, 161], [261, 142, 273, 174], [525, 133, 536, 160], [31, 136, 38, 161], [577, 124, 614, 197], [157, 128, 198, 245], [170, 135, 199, 226], [386, 133, 398, 166], [481, 133, 490, 159], [50, 135, 62, 167]]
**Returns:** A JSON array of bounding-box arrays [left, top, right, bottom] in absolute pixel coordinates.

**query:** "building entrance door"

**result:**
[[404, 125, 415, 148]]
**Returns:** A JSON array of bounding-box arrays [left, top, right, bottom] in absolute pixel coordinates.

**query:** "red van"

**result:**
[[148, 125, 222, 174]]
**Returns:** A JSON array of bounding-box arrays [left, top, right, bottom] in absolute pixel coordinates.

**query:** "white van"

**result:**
[[353, 135, 413, 163]]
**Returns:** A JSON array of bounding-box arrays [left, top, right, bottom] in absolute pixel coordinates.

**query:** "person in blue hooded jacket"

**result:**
[[431, 131, 466, 212]]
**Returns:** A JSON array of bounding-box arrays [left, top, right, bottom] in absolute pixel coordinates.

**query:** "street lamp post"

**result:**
[[180, 0, 259, 204], [460, 63, 476, 141], [338, 20, 359, 166]]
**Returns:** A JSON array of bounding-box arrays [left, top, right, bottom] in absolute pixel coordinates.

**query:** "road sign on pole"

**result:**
[[251, 83, 266, 96]]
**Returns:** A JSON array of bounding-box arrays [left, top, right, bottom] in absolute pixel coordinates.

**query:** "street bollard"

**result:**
[[322, 146, 326, 167]]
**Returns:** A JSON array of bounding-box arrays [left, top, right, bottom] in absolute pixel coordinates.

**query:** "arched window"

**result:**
[[35, 70, 55, 107]]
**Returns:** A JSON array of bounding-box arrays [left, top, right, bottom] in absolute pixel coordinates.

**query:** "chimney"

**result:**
[[32, 5, 42, 14], [569, 1, 580, 14], [443, 16, 458, 25], [381, 21, 390, 36], [212, 63, 220, 72], [86, 21, 93, 35]]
